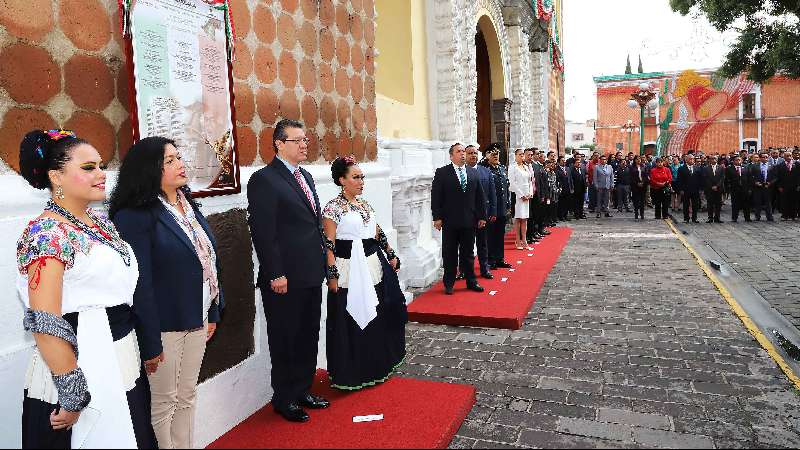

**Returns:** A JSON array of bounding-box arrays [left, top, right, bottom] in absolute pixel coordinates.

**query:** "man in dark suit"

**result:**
[[531, 150, 551, 237], [247, 119, 329, 423], [774, 153, 798, 220], [703, 155, 725, 223], [556, 156, 573, 221], [749, 152, 775, 221], [676, 155, 703, 223], [481, 144, 513, 270], [569, 158, 587, 219], [525, 149, 544, 242], [432, 143, 487, 295], [726, 155, 752, 222], [465, 145, 496, 279]]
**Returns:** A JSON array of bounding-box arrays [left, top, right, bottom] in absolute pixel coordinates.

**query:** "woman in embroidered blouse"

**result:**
[[321, 156, 407, 390], [15, 130, 156, 448], [110, 137, 224, 449]]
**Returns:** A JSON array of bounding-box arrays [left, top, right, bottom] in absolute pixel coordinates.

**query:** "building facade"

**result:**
[[0, 0, 565, 446], [594, 69, 800, 156], [566, 119, 595, 149]]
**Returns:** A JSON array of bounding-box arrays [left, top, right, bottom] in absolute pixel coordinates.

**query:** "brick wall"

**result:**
[[0, 0, 377, 173], [548, 69, 565, 154]]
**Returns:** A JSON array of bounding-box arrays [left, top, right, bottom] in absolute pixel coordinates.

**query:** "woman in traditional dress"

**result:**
[[110, 137, 224, 449], [16, 129, 156, 449], [322, 156, 406, 390]]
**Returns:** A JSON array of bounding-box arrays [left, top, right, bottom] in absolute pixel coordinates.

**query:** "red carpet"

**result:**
[[407, 227, 572, 330], [207, 371, 476, 449]]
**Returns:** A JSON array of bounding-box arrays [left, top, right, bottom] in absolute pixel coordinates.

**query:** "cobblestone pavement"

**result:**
[[398, 214, 800, 449], [674, 204, 800, 330]]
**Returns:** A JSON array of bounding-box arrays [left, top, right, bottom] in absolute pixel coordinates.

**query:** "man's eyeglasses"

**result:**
[[282, 138, 310, 145]]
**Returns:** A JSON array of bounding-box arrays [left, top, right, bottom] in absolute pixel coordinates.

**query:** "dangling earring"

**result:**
[[54, 185, 65, 201]]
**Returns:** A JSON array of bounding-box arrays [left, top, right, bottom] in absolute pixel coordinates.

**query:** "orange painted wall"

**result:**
[[0, 0, 379, 171]]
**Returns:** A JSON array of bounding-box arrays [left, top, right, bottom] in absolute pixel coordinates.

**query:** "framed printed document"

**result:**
[[123, 0, 240, 197]]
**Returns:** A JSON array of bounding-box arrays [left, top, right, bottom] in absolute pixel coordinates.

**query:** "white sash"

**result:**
[[345, 238, 380, 330], [72, 308, 137, 449]]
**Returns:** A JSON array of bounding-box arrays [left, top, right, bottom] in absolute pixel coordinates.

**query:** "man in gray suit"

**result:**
[[593, 155, 615, 218]]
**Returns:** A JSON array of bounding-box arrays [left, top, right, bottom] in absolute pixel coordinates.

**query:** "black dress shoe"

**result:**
[[495, 262, 513, 269], [274, 403, 310, 423], [466, 283, 484, 293], [300, 394, 330, 410], [445, 286, 454, 295], [542, 230, 552, 235], [455, 273, 465, 281], [481, 272, 494, 280]]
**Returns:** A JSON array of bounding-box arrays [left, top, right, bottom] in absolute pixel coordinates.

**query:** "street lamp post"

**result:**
[[627, 82, 658, 156], [620, 119, 639, 155]]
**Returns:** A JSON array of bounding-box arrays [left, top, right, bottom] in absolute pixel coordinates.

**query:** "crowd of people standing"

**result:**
[[588, 146, 800, 223]]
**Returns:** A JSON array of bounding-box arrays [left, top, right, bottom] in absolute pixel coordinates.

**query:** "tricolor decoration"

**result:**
[[118, 0, 236, 62], [536, 0, 554, 21], [534, 0, 563, 73], [206, 0, 237, 62]]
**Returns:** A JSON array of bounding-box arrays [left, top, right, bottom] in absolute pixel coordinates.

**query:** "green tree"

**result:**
[[670, 0, 800, 82], [625, 54, 632, 74], [638, 55, 644, 73]]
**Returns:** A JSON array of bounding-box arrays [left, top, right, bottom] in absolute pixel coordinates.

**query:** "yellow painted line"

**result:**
[[665, 219, 800, 391]]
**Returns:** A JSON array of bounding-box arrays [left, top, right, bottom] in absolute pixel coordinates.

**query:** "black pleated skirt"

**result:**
[[326, 239, 407, 390]]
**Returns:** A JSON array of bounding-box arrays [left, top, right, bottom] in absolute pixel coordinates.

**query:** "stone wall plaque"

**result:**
[[124, 0, 241, 197], [199, 208, 255, 382]]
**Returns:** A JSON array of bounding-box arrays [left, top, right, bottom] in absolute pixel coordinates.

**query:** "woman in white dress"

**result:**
[[16, 130, 156, 449], [322, 156, 406, 390], [508, 149, 534, 250]]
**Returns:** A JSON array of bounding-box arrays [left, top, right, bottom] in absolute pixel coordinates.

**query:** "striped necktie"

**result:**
[[293, 168, 316, 214]]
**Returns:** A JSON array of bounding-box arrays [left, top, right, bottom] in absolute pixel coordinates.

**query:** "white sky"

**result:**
[[563, 0, 738, 122]]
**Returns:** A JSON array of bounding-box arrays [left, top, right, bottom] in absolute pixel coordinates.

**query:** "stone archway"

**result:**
[[430, 0, 513, 145], [476, 28, 493, 150], [475, 13, 512, 163]]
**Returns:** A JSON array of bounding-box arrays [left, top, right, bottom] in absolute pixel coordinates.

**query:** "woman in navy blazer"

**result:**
[[109, 137, 224, 449]]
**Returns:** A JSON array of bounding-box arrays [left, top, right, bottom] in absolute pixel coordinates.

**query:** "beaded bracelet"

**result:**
[[326, 265, 340, 280]]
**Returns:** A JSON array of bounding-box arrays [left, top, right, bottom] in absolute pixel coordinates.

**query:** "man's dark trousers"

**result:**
[[444, 226, 476, 287], [262, 286, 322, 407], [706, 190, 722, 221], [752, 187, 774, 220], [487, 216, 506, 266], [462, 226, 489, 275], [683, 193, 700, 222], [731, 190, 751, 221]]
